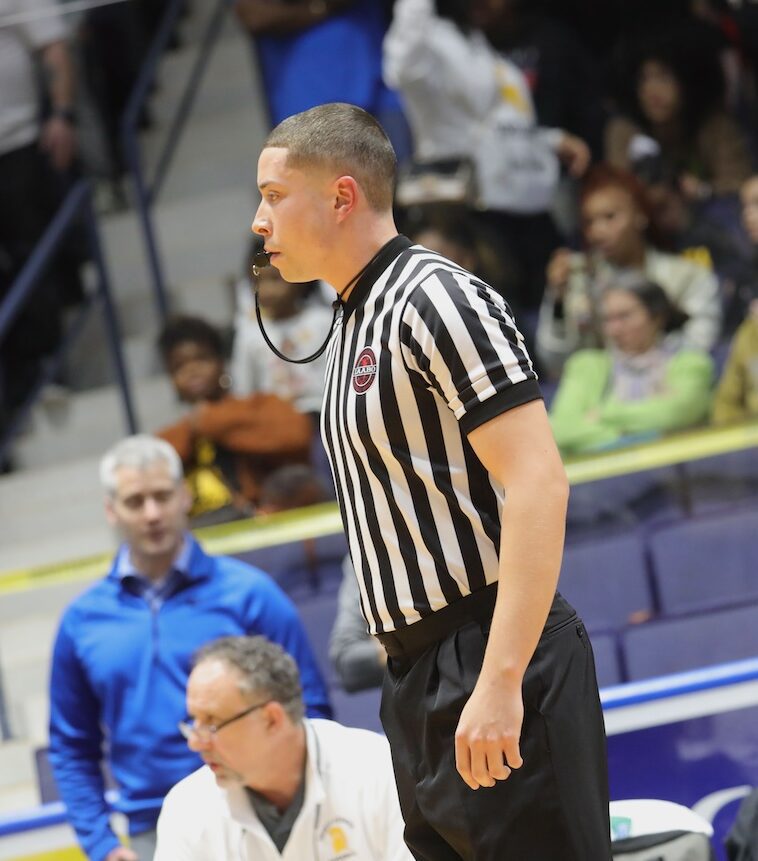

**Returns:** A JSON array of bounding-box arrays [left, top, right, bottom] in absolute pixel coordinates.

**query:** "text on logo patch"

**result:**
[[352, 347, 377, 394]]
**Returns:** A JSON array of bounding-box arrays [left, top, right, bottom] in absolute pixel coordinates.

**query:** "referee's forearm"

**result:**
[[466, 402, 568, 685], [481, 473, 568, 686]]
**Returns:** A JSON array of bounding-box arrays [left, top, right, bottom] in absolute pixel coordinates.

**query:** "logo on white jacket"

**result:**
[[319, 817, 356, 859], [352, 348, 377, 394]]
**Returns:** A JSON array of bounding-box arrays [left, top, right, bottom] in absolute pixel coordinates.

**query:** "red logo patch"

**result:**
[[352, 347, 377, 394]]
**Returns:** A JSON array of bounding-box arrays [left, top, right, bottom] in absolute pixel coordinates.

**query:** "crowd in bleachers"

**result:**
[[176, 0, 758, 504], [228, 0, 758, 516], [4, 0, 758, 489]]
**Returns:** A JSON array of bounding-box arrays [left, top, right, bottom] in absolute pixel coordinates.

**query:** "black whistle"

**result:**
[[252, 250, 271, 276]]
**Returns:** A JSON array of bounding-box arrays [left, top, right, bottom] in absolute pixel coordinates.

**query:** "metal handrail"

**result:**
[[120, 0, 232, 320], [0, 184, 88, 343], [0, 179, 138, 465]]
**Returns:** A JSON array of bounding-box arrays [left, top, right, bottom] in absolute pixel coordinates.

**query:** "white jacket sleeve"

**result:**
[[535, 291, 583, 378], [154, 784, 204, 861], [383, 0, 496, 116], [230, 279, 257, 396], [678, 265, 722, 352], [229, 330, 256, 396]]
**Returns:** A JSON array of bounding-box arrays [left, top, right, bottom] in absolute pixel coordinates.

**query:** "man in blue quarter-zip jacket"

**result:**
[[48, 434, 332, 861]]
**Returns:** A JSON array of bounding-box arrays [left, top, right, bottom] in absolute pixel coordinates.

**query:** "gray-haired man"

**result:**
[[48, 435, 331, 861], [155, 635, 411, 861]]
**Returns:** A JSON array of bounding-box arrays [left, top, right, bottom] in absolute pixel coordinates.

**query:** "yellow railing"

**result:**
[[2, 422, 757, 595], [564, 422, 758, 485]]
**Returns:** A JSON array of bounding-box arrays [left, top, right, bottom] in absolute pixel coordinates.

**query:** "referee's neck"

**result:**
[[330, 217, 398, 303]]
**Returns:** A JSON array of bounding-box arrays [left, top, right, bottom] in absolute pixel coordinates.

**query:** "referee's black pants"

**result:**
[[378, 590, 612, 861]]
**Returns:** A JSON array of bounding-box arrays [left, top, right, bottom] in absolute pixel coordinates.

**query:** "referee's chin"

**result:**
[[273, 256, 322, 286]]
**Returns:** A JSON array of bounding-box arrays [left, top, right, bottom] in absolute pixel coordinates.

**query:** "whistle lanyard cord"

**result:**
[[253, 243, 388, 365]]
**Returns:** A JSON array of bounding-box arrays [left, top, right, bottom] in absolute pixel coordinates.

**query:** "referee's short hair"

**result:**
[[264, 103, 396, 213]]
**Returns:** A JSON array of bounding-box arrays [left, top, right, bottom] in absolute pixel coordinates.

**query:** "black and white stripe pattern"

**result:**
[[321, 237, 541, 634]]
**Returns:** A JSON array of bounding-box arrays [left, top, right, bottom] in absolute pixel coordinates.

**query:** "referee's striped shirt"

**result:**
[[321, 235, 542, 635]]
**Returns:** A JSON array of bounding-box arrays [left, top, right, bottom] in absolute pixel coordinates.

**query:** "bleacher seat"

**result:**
[[559, 531, 654, 631], [330, 685, 383, 734], [590, 632, 624, 688], [235, 532, 347, 598], [566, 471, 670, 528], [648, 506, 758, 616], [34, 747, 58, 805], [679, 451, 758, 513], [621, 601, 758, 681], [294, 590, 341, 686]]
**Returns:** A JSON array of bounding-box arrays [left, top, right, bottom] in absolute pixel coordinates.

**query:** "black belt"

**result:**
[[376, 586, 575, 659]]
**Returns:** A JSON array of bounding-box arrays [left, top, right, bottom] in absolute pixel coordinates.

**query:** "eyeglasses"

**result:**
[[178, 699, 274, 741]]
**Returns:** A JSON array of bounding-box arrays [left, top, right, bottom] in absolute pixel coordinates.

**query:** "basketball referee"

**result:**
[[252, 103, 611, 860]]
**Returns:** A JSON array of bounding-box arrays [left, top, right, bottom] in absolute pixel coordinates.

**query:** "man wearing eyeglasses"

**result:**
[[155, 635, 411, 861], [48, 435, 332, 861]]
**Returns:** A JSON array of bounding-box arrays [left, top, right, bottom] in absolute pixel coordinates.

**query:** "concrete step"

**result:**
[[8, 375, 184, 472], [0, 739, 39, 817], [1, 616, 61, 741], [17, 694, 51, 750], [0, 582, 92, 623], [0, 740, 36, 793], [0, 781, 38, 816], [3, 663, 50, 744], [0, 453, 108, 571], [1, 616, 59, 673]]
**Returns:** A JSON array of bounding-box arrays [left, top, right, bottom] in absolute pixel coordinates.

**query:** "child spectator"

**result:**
[[712, 175, 758, 424], [550, 279, 713, 455], [156, 315, 312, 523], [230, 243, 333, 419], [536, 164, 722, 377]]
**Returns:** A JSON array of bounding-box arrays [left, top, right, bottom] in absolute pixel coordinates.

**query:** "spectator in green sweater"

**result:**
[[550, 278, 713, 455]]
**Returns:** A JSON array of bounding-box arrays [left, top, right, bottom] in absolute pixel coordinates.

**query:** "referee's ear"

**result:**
[[333, 175, 360, 222]]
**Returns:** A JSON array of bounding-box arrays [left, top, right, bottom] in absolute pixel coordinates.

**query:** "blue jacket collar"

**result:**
[[107, 533, 214, 586]]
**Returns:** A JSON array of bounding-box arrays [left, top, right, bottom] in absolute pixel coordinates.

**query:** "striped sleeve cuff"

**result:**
[[459, 378, 543, 435]]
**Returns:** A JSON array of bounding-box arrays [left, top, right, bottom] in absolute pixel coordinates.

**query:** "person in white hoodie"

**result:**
[[384, 0, 591, 310], [154, 635, 412, 861]]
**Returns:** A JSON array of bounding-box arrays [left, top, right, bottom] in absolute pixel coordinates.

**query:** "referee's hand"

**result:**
[[454, 678, 524, 790]]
